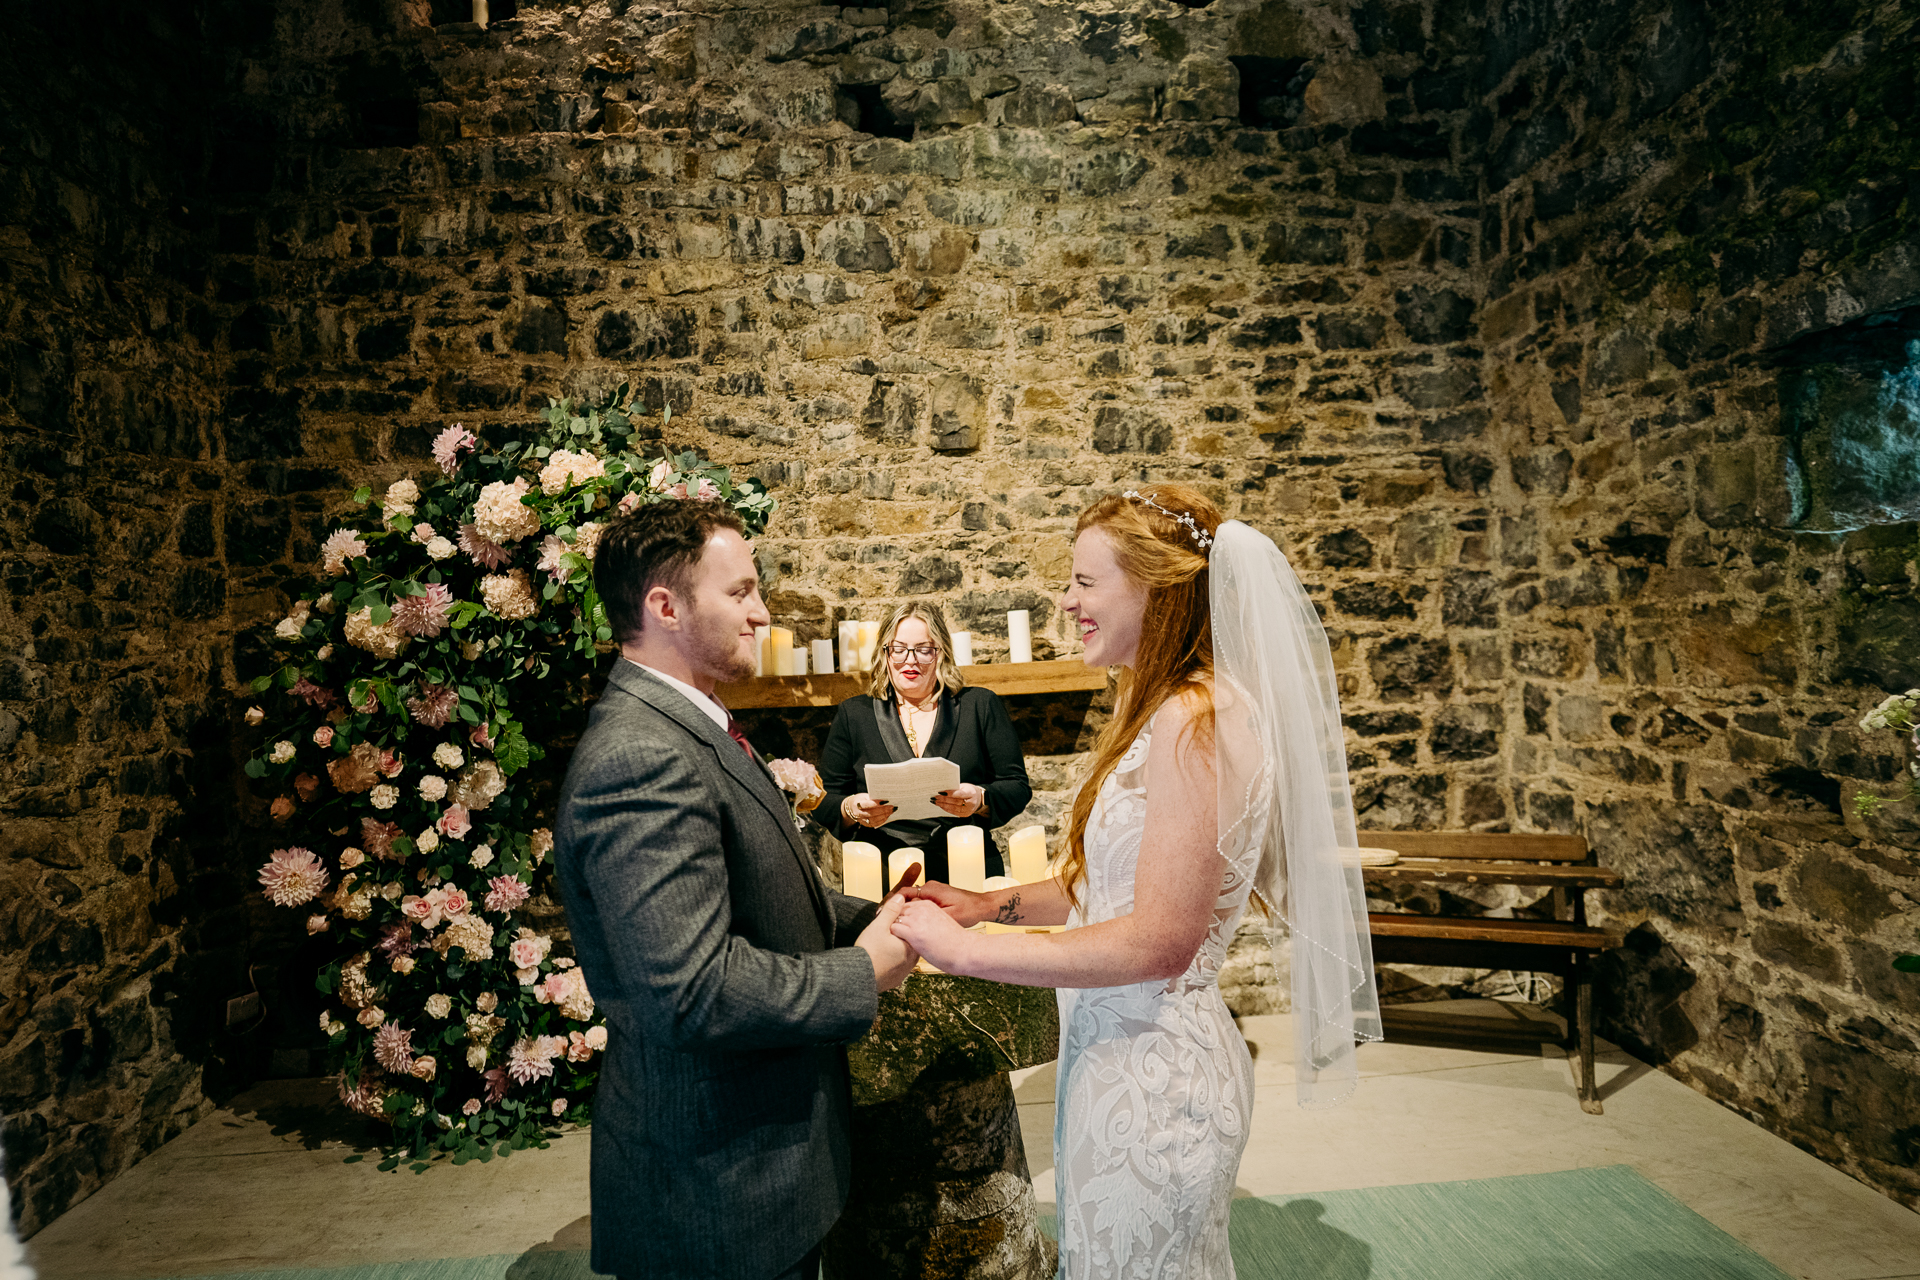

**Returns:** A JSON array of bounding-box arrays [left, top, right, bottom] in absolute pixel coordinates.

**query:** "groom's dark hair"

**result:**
[[598, 500, 749, 642]]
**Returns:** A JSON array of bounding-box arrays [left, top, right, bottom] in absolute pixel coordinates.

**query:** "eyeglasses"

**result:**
[[887, 644, 939, 663]]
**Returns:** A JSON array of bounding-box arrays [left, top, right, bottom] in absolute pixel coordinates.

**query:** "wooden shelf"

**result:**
[[719, 658, 1112, 710]]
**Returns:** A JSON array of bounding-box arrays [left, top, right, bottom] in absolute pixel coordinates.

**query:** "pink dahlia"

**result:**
[[506, 1035, 560, 1085], [483, 1067, 510, 1102], [407, 683, 459, 729], [258, 848, 328, 907], [432, 424, 478, 476], [536, 533, 568, 584], [376, 921, 417, 958], [319, 529, 369, 577], [459, 523, 512, 569], [485, 875, 530, 914], [392, 583, 455, 638], [289, 679, 338, 709], [371, 1021, 413, 1074], [339, 1070, 388, 1118]]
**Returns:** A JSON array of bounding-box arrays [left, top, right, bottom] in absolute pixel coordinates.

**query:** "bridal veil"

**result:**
[[1211, 520, 1382, 1108]]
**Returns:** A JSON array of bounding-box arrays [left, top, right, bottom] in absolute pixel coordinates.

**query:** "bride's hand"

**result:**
[[900, 879, 991, 927], [891, 899, 974, 972]]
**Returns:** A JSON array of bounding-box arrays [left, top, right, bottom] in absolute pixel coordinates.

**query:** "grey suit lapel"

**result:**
[[609, 664, 835, 938]]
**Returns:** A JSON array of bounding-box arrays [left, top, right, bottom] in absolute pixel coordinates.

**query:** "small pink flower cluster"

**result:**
[[401, 884, 472, 931], [484, 874, 531, 913]]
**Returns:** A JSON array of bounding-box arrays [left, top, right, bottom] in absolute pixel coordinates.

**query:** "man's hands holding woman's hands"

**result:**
[[888, 880, 992, 974], [856, 896, 918, 991]]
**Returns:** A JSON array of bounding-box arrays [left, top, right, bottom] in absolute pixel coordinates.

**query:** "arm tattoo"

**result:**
[[993, 893, 1023, 925]]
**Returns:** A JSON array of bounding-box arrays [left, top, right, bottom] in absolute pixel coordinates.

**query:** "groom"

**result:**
[[554, 500, 917, 1280]]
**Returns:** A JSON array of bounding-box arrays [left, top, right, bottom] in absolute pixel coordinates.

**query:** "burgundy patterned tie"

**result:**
[[724, 714, 756, 762]]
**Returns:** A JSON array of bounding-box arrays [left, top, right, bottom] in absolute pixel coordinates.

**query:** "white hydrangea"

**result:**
[[433, 743, 465, 770]]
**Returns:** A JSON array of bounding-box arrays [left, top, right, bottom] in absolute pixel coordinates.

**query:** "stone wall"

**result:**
[[3, 0, 1917, 1231]]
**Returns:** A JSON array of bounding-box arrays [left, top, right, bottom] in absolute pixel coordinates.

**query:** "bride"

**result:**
[[893, 485, 1381, 1278]]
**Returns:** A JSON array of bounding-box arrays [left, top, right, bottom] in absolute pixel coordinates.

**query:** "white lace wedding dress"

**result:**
[[1053, 714, 1261, 1278]]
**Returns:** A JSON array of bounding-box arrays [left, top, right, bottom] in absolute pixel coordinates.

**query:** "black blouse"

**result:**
[[814, 685, 1033, 882]]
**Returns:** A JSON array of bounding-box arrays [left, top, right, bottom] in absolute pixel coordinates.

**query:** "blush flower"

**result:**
[[425, 993, 453, 1019], [407, 683, 460, 729], [485, 875, 530, 914], [426, 536, 456, 561], [418, 775, 448, 802], [469, 844, 495, 868], [382, 478, 420, 524], [538, 449, 608, 496], [647, 459, 673, 492], [584, 1025, 608, 1051], [313, 725, 335, 748], [616, 491, 642, 514], [432, 743, 465, 770], [259, 848, 328, 907], [462, 1097, 482, 1116], [432, 424, 478, 476], [371, 1021, 414, 1074], [328, 742, 382, 794], [391, 583, 455, 638], [320, 529, 369, 577], [695, 477, 721, 501], [506, 1036, 560, 1085], [362, 817, 404, 860], [552, 1098, 569, 1117], [480, 569, 539, 621], [370, 784, 399, 810], [473, 477, 541, 543], [458, 523, 513, 569], [343, 607, 410, 660], [289, 679, 338, 709], [536, 534, 569, 584], [572, 521, 606, 561], [438, 804, 472, 840], [452, 760, 506, 810]]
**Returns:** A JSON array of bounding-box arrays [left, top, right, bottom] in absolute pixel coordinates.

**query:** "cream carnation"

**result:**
[[382, 478, 420, 524], [480, 569, 539, 621], [370, 784, 399, 810], [425, 993, 453, 1018], [432, 743, 465, 770], [259, 848, 328, 907], [417, 827, 441, 854], [269, 741, 296, 765], [426, 536, 457, 561], [538, 449, 607, 496], [418, 775, 448, 802], [452, 760, 507, 811], [320, 529, 369, 577], [470, 844, 495, 868], [473, 478, 541, 543], [584, 1025, 608, 1051]]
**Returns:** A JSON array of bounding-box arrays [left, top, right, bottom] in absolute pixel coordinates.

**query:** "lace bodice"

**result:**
[[1075, 715, 1258, 995]]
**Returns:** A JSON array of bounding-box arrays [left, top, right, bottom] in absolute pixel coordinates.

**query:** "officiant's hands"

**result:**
[[857, 895, 919, 992], [842, 792, 896, 829], [930, 783, 986, 817]]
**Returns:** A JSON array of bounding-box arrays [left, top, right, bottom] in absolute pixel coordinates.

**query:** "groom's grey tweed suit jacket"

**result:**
[[554, 661, 881, 1280]]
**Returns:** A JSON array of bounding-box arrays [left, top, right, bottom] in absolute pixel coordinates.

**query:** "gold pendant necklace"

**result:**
[[901, 696, 936, 756]]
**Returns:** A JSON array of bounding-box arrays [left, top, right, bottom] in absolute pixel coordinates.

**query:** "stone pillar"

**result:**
[[826, 972, 1060, 1280]]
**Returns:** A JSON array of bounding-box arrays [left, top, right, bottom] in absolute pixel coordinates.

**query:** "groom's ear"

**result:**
[[643, 583, 682, 631]]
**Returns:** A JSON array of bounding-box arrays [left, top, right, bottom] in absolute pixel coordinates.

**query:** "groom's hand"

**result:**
[[857, 896, 919, 992]]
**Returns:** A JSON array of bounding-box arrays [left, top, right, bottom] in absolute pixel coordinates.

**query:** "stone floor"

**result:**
[[21, 1000, 1920, 1280]]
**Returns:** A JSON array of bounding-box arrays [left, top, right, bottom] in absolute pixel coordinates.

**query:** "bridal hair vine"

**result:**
[[1123, 490, 1214, 551]]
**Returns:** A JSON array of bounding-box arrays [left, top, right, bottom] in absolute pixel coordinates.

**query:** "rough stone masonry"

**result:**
[[2, 0, 1918, 1234]]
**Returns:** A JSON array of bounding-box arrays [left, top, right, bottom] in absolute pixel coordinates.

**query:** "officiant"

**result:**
[[816, 602, 1033, 882]]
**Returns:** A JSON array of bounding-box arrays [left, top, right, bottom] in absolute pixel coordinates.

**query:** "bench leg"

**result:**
[[1568, 955, 1601, 1115]]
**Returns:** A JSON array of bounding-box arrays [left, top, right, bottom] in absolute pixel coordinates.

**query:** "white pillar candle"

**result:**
[[1007, 610, 1032, 664], [983, 875, 1018, 892], [769, 626, 795, 675], [952, 630, 973, 666], [791, 645, 809, 676], [947, 826, 986, 893], [838, 621, 860, 674], [812, 638, 836, 675], [1008, 824, 1048, 884], [888, 848, 920, 894], [754, 626, 771, 676], [857, 621, 881, 673], [842, 841, 883, 902]]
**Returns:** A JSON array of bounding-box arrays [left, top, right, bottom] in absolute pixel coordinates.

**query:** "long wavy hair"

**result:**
[[863, 601, 968, 701], [1061, 484, 1224, 910]]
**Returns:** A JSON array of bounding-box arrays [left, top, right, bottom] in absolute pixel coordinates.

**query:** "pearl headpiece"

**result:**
[[1123, 490, 1213, 551]]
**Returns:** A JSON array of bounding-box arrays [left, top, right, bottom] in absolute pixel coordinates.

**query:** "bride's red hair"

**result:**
[[1060, 484, 1223, 911]]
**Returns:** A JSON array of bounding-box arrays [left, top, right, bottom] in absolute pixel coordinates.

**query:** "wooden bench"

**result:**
[[1354, 830, 1625, 1114]]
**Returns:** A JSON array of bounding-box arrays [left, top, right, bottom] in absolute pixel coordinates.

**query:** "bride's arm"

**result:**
[[902, 874, 1074, 926], [892, 694, 1222, 988]]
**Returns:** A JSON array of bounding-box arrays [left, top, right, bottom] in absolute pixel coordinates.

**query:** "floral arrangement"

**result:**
[[244, 387, 775, 1170], [1853, 691, 1920, 975], [767, 758, 826, 832]]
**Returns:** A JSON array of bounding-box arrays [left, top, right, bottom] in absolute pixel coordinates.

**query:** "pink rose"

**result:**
[[440, 888, 470, 918], [510, 937, 546, 969], [552, 1098, 569, 1117], [306, 914, 330, 935], [616, 491, 642, 514], [313, 725, 335, 748], [647, 459, 673, 492], [438, 804, 472, 840], [401, 895, 443, 930], [666, 482, 688, 499], [471, 722, 494, 750], [567, 1030, 594, 1062], [696, 478, 721, 501], [378, 748, 404, 778], [537, 973, 571, 1004]]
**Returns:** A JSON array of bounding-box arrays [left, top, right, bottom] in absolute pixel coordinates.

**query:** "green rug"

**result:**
[[1047, 1165, 1794, 1280], [156, 1165, 1790, 1280]]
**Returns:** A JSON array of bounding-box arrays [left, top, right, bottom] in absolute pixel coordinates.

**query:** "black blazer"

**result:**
[[816, 684, 1033, 882]]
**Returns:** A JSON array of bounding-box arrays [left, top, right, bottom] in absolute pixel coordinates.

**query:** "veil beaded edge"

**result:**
[[1210, 520, 1382, 1108]]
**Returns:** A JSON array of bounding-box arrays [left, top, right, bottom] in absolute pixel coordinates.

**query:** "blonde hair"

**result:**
[[864, 601, 969, 701], [1061, 484, 1222, 910]]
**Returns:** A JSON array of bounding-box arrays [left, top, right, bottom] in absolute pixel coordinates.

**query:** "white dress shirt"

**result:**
[[626, 658, 730, 732]]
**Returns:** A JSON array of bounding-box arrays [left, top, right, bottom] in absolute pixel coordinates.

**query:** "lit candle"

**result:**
[[838, 621, 860, 674], [1008, 824, 1048, 884], [842, 841, 883, 902], [947, 826, 986, 893], [792, 645, 809, 676], [754, 626, 771, 677], [812, 638, 836, 675], [888, 849, 920, 894], [770, 626, 795, 675], [1007, 610, 1032, 664], [952, 630, 973, 666], [857, 621, 881, 673]]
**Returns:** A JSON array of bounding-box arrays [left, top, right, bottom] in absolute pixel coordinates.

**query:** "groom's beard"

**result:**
[[685, 600, 758, 684]]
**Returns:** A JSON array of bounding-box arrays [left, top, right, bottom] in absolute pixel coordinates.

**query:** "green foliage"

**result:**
[[240, 393, 774, 1168]]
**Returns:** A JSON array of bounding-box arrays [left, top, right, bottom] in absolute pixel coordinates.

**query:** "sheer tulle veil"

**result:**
[[1211, 520, 1382, 1107]]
